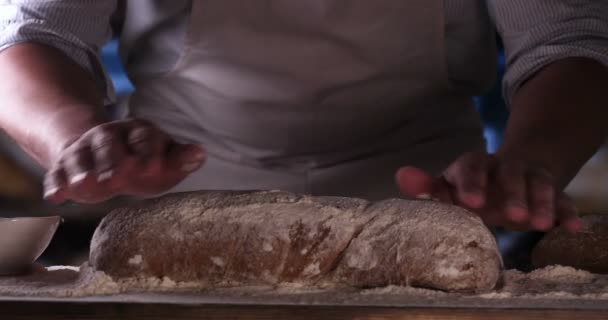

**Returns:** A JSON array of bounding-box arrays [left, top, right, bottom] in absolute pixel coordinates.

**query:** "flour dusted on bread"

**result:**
[[333, 199, 501, 291], [90, 191, 502, 292]]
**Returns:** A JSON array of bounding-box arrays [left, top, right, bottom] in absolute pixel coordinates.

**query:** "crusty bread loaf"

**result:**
[[90, 191, 502, 292], [532, 214, 608, 274]]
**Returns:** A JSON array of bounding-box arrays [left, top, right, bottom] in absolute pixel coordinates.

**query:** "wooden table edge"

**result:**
[[1, 300, 607, 320]]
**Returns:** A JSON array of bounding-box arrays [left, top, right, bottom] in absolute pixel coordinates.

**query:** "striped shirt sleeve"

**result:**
[[0, 0, 117, 105], [488, 0, 608, 106], [1, 1, 607, 109]]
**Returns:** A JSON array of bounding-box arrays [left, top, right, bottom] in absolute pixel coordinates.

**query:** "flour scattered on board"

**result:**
[[526, 265, 594, 283], [360, 285, 446, 297], [2, 264, 608, 302]]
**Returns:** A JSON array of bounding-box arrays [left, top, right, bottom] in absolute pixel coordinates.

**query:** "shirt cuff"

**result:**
[[503, 43, 608, 107]]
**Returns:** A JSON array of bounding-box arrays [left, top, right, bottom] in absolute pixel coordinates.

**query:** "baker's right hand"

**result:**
[[43, 119, 206, 204]]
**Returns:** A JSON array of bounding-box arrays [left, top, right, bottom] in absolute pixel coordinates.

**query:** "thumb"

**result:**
[[395, 166, 436, 199], [167, 143, 207, 173]]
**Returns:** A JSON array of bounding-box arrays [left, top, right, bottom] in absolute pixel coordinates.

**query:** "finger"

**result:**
[[496, 163, 529, 223], [395, 166, 435, 200], [395, 167, 453, 203], [527, 169, 556, 231], [62, 145, 95, 187], [61, 145, 112, 203], [127, 125, 171, 176], [166, 143, 206, 173], [126, 143, 205, 195], [43, 168, 68, 203], [433, 177, 454, 203], [443, 153, 495, 208], [556, 195, 583, 233], [127, 125, 170, 158], [477, 207, 502, 226], [89, 127, 129, 183], [478, 190, 527, 230]]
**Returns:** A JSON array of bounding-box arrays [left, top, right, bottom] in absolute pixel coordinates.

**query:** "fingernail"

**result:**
[[181, 161, 201, 172], [507, 202, 528, 222], [98, 170, 113, 182], [70, 172, 88, 185], [466, 191, 484, 206], [508, 200, 527, 208], [416, 193, 432, 200], [532, 216, 553, 231], [567, 219, 584, 233], [43, 188, 59, 199]]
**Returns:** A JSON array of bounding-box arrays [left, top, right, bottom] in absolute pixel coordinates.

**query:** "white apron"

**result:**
[[126, 0, 486, 200]]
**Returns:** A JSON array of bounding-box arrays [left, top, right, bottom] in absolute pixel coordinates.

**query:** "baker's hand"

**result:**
[[43, 119, 205, 204], [395, 152, 583, 233]]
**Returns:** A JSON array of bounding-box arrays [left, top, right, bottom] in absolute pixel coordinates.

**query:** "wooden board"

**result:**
[[1, 300, 608, 320], [3, 271, 608, 320], [1, 292, 608, 320]]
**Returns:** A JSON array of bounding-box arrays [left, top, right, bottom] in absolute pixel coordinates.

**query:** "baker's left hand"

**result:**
[[395, 152, 583, 233]]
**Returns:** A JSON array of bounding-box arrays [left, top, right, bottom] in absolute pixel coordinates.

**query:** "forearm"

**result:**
[[0, 43, 109, 168], [497, 57, 608, 189]]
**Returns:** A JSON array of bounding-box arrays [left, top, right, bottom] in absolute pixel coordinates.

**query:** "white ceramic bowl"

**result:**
[[0, 216, 60, 275]]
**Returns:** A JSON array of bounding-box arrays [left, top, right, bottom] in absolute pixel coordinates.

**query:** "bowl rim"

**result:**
[[0, 216, 61, 223]]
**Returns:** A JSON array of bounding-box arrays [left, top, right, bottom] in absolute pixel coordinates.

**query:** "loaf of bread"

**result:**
[[90, 191, 502, 292], [532, 214, 608, 273]]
